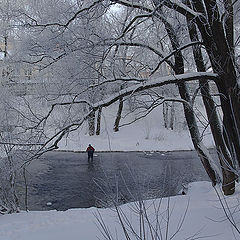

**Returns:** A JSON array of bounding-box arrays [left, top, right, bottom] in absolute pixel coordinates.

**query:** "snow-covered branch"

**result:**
[[34, 72, 217, 150], [25, 0, 104, 28], [119, 96, 190, 128], [111, 0, 200, 18], [96, 72, 218, 108], [110, 0, 154, 13], [151, 41, 203, 75], [104, 41, 166, 58], [163, 0, 201, 18]]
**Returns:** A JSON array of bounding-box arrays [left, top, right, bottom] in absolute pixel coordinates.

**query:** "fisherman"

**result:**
[[86, 144, 95, 162]]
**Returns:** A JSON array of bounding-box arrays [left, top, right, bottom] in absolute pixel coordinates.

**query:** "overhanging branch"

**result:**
[[30, 72, 218, 152]]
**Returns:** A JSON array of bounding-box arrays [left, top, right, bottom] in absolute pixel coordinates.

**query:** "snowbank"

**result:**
[[0, 181, 239, 240]]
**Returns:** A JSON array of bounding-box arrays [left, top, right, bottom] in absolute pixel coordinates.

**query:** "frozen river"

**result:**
[[19, 150, 213, 211]]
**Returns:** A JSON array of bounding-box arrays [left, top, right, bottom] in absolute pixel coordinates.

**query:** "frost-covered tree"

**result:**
[[97, 0, 240, 194], [16, 0, 109, 136], [11, 0, 240, 196]]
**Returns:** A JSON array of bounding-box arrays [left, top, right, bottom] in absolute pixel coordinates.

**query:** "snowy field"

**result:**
[[0, 181, 239, 240]]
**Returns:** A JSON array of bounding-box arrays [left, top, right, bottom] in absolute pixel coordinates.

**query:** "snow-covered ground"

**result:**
[[58, 103, 215, 152], [1, 101, 229, 240], [0, 181, 239, 240]]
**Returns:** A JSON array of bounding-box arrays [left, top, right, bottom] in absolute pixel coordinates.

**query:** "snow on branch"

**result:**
[[102, 41, 175, 69], [111, 0, 154, 13], [164, 0, 201, 18], [119, 96, 190, 128], [101, 41, 203, 75], [43, 72, 218, 127], [111, 0, 200, 18], [25, 0, 104, 28], [118, 13, 156, 40], [113, 42, 166, 57], [36, 72, 217, 152], [95, 72, 218, 108], [151, 41, 203, 75]]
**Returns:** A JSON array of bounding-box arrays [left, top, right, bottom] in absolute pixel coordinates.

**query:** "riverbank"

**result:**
[[57, 123, 215, 152], [0, 181, 239, 240], [54, 101, 214, 152]]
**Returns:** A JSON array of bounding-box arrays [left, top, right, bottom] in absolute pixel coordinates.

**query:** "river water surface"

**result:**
[[18, 150, 213, 211]]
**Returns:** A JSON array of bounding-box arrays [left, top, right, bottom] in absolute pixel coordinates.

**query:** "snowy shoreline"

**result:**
[[1, 181, 239, 240], [53, 148, 200, 153]]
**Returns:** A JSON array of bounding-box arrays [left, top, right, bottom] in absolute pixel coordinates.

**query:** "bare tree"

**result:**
[[102, 0, 240, 193], [11, 0, 240, 196]]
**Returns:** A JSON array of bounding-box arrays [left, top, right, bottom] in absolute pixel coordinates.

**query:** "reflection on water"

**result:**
[[87, 162, 95, 171]]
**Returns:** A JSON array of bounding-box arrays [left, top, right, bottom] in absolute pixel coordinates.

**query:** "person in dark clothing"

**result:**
[[86, 144, 95, 162]]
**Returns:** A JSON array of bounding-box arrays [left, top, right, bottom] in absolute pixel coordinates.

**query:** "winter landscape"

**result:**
[[1, 0, 240, 239]]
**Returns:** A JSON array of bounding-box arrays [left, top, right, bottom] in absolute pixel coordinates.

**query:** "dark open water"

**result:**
[[18, 150, 213, 211]]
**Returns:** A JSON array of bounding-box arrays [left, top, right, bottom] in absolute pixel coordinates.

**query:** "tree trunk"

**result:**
[[88, 108, 95, 136], [160, 11, 219, 185], [163, 102, 169, 129], [169, 102, 175, 130], [114, 96, 124, 132], [177, 79, 218, 186], [96, 107, 102, 135], [4, 35, 8, 58], [163, 102, 175, 130], [186, 4, 235, 194], [192, 0, 240, 167]]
